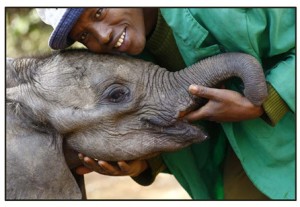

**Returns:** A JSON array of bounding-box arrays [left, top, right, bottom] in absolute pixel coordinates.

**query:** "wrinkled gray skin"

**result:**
[[6, 49, 267, 199]]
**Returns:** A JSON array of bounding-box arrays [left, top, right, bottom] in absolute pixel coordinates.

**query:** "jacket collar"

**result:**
[[160, 8, 222, 66]]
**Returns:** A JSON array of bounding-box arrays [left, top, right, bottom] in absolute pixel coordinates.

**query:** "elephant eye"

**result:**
[[105, 85, 130, 103]]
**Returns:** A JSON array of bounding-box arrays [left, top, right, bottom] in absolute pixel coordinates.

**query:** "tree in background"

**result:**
[[6, 8, 84, 58], [6, 8, 52, 57]]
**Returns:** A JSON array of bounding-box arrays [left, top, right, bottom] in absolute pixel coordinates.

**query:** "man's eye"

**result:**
[[95, 8, 103, 19], [80, 32, 88, 41]]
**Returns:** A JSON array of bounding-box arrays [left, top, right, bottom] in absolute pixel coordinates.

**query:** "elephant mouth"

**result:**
[[142, 116, 209, 143]]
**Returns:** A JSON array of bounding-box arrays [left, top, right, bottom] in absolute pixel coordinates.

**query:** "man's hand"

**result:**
[[185, 84, 264, 122], [76, 153, 148, 177]]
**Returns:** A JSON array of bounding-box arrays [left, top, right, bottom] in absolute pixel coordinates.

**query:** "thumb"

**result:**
[[75, 166, 92, 175], [188, 84, 219, 100]]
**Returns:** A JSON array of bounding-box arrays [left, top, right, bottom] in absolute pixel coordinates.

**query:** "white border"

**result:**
[[2, 1, 299, 207], [1, 0, 300, 7]]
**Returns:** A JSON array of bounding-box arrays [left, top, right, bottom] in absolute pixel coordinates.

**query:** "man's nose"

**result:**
[[94, 25, 112, 44]]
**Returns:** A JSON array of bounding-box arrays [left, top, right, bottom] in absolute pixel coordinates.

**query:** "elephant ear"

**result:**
[[6, 88, 83, 199], [6, 57, 42, 88], [6, 57, 20, 88]]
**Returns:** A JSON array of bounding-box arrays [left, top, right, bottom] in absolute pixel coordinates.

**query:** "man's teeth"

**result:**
[[114, 31, 125, 48]]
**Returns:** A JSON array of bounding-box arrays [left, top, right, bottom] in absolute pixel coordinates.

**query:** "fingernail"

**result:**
[[78, 153, 83, 160], [98, 161, 106, 167], [189, 84, 198, 93]]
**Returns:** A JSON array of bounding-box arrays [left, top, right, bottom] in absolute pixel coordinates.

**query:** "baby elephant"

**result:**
[[6, 49, 267, 199]]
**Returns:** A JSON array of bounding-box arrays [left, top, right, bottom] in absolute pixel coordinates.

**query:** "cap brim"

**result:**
[[49, 8, 85, 50]]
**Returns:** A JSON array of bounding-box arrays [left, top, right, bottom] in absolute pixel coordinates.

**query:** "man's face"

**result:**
[[69, 8, 146, 55]]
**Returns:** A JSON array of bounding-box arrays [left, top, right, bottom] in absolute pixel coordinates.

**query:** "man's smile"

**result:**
[[114, 30, 126, 48]]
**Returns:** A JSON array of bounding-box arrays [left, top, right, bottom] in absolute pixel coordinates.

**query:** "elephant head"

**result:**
[[6, 49, 267, 199]]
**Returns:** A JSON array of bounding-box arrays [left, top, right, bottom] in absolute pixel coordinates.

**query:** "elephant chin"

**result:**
[[88, 121, 208, 162]]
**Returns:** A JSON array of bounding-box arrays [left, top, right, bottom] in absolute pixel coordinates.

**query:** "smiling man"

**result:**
[[37, 8, 158, 55]]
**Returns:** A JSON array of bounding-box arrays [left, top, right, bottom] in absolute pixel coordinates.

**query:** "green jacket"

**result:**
[[158, 8, 295, 199]]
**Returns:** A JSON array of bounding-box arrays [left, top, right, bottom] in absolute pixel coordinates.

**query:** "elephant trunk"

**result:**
[[165, 52, 268, 116]]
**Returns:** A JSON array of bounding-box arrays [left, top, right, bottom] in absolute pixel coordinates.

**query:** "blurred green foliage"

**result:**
[[6, 8, 52, 57], [6, 8, 85, 58]]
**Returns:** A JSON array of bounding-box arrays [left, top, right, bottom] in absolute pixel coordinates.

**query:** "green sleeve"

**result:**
[[263, 49, 295, 114], [246, 9, 295, 124]]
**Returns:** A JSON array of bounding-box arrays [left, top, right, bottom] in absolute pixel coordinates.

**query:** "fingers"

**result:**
[[117, 161, 131, 173], [78, 153, 131, 176], [82, 156, 107, 174], [78, 153, 84, 160], [75, 166, 92, 175], [186, 84, 224, 121], [98, 160, 125, 175], [78, 153, 112, 175], [189, 84, 220, 100], [77, 153, 147, 177], [184, 105, 207, 121]]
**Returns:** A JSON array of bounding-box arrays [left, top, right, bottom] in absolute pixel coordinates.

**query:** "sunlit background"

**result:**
[[6, 8, 52, 57], [5, 8, 190, 199]]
